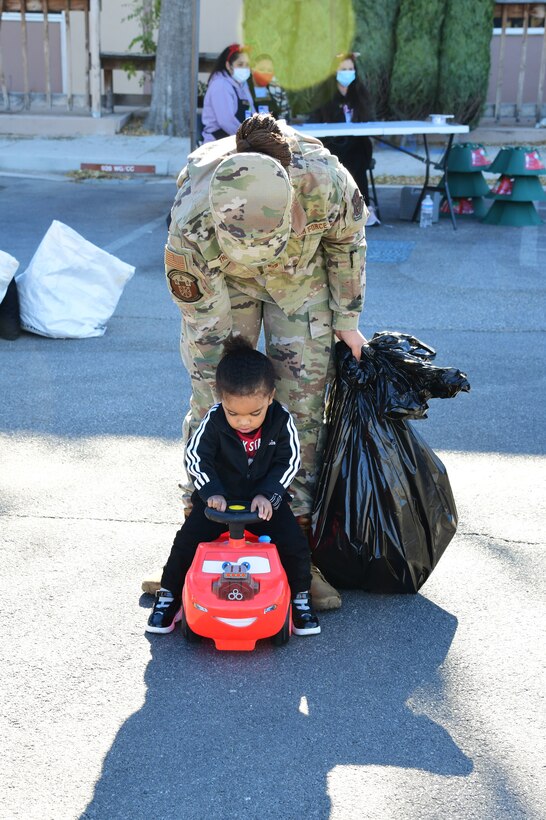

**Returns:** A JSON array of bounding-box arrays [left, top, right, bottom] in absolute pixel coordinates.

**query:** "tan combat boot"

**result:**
[[141, 574, 162, 595], [296, 514, 342, 611], [310, 565, 342, 611]]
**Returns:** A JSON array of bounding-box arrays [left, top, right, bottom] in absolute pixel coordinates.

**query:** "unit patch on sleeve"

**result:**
[[165, 246, 203, 303], [352, 188, 364, 221], [167, 270, 202, 303]]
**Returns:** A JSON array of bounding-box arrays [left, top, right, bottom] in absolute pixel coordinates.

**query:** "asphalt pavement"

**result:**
[[1, 151, 545, 819]]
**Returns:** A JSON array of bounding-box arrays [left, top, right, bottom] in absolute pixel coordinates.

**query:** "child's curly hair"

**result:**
[[215, 335, 276, 397]]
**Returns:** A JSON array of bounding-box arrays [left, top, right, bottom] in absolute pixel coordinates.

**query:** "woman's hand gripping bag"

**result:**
[[310, 334, 470, 593]]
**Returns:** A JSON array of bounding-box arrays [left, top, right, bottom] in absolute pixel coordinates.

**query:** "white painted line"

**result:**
[[104, 215, 167, 253]]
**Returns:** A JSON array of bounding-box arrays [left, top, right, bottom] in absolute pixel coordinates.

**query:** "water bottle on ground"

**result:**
[[420, 194, 434, 228]]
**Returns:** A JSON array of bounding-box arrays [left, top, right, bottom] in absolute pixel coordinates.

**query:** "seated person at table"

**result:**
[[146, 335, 320, 638], [201, 44, 256, 142], [314, 52, 378, 224], [249, 53, 291, 122]]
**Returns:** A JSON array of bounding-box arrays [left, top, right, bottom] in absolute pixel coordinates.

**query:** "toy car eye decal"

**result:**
[[222, 561, 231, 571], [242, 562, 251, 570]]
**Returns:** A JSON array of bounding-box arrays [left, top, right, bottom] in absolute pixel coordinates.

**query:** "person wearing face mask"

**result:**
[[201, 44, 257, 142], [314, 53, 378, 224], [249, 53, 291, 122]]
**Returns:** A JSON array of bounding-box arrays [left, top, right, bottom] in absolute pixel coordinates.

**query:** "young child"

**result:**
[[146, 335, 320, 637]]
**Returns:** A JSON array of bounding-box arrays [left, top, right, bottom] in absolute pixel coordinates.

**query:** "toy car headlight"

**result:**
[[193, 602, 208, 612], [264, 604, 277, 614]]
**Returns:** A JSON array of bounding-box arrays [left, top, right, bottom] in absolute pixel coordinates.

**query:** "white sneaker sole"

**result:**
[[292, 624, 321, 636], [145, 607, 183, 634]]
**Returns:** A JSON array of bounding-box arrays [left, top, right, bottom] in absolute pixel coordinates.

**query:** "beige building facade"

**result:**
[[1, 0, 546, 120], [0, 0, 243, 102]]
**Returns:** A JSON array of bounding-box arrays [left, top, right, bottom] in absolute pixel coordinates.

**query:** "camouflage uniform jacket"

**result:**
[[167, 125, 367, 331]]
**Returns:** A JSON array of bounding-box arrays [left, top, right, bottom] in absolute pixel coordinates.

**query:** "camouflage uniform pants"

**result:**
[[179, 280, 335, 516]]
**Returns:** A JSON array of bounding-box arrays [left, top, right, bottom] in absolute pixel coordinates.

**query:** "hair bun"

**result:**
[[236, 114, 292, 168], [236, 137, 252, 150]]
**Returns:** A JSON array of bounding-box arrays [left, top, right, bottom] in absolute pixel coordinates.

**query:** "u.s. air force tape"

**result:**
[[165, 246, 203, 303]]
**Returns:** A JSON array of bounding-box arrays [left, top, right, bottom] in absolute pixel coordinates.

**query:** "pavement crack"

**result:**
[[458, 530, 544, 547], [5, 513, 179, 526]]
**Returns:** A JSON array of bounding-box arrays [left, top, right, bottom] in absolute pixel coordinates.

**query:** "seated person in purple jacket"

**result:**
[[146, 335, 321, 638], [201, 44, 256, 142]]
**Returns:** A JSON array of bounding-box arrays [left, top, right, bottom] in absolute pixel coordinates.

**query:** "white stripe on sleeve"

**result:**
[[278, 409, 301, 488], [185, 405, 219, 490]]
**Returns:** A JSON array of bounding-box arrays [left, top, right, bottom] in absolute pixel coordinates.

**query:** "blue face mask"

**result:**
[[233, 67, 251, 84], [336, 69, 356, 87]]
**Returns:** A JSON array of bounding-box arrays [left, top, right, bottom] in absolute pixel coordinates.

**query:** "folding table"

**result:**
[[295, 120, 470, 229]]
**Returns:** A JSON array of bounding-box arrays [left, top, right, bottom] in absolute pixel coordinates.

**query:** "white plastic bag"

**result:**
[[0, 250, 19, 304], [15, 220, 135, 338]]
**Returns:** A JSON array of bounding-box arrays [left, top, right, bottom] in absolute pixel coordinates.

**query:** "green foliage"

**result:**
[[243, 0, 354, 92], [243, 0, 402, 117], [436, 0, 495, 126], [136, 0, 493, 127], [352, 0, 401, 118], [125, 0, 161, 55], [286, 86, 323, 118], [388, 0, 448, 119]]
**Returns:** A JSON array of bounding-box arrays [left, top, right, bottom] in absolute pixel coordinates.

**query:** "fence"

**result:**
[[487, 1, 546, 121], [0, 0, 92, 112]]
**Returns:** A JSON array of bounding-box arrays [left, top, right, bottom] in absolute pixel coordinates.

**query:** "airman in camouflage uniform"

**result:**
[[165, 122, 367, 519]]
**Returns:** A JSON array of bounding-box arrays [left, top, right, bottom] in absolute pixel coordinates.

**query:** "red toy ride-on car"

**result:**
[[181, 505, 292, 651]]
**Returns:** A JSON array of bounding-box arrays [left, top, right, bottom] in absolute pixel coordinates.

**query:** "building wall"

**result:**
[[487, 30, 546, 104], [200, 0, 244, 53], [1, 13, 64, 94], [0, 0, 243, 98], [96, 0, 245, 95]]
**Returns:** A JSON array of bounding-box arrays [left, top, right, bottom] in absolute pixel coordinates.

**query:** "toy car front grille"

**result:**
[[211, 562, 260, 600]]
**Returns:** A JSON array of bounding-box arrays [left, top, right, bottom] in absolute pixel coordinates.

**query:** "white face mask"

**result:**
[[233, 67, 251, 84], [336, 69, 356, 87]]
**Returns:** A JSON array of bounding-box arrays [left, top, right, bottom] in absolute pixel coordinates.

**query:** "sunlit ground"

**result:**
[[2, 432, 544, 817]]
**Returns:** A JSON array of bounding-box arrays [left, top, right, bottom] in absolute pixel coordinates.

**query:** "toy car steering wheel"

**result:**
[[205, 504, 261, 539]]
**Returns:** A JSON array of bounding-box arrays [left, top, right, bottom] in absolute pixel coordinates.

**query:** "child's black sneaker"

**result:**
[[292, 591, 321, 636], [146, 589, 182, 634]]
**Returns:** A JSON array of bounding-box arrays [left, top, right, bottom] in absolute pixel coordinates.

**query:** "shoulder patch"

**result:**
[[167, 270, 202, 303], [165, 247, 188, 271], [352, 188, 364, 221], [165, 246, 203, 303]]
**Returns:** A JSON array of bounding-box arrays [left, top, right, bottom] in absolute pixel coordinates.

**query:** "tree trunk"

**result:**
[[146, 0, 193, 136]]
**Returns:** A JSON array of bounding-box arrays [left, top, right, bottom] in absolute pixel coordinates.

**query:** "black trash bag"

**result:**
[[310, 335, 470, 593], [0, 278, 21, 340]]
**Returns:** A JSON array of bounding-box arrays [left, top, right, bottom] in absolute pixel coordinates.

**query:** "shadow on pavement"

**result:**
[[81, 593, 472, 820]]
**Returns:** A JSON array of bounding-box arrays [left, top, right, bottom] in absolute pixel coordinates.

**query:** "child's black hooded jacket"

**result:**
[[185, 399, 300, 509]]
